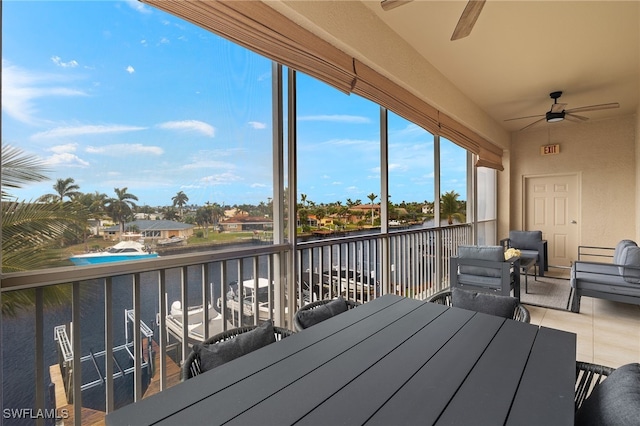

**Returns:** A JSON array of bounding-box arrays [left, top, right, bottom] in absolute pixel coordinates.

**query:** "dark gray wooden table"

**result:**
[[107, 294, 576, 426]]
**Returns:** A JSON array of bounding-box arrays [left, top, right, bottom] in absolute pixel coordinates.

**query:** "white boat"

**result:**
[[217, 278, 289, 326], [69, 241, 158, 266], [323, 267, 379, 299], [165, 300, 233, 345], [156, 236, 185, 246]]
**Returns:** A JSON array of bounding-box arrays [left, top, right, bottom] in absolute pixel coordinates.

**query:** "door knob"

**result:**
[[571, 220, 577, 224]]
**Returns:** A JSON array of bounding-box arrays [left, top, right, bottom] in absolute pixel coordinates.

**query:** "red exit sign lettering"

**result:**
[[541, 144, 560, 155]]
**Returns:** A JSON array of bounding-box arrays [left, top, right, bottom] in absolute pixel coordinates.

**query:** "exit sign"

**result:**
[[541, 144, 560, 155]]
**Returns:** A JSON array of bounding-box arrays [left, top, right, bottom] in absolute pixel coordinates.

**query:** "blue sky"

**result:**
[[2, 1, 466, 207]]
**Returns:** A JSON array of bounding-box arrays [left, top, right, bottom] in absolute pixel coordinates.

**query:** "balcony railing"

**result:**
[[0, 224, 470, 425]]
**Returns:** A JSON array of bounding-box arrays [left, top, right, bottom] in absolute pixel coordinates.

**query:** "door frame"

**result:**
[[522, 172, 582, 266]]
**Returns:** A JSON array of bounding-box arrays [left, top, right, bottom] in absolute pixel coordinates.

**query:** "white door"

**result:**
[[524, 174, 580, 268]]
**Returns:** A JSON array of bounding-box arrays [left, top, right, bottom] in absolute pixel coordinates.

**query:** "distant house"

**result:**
[[103, 219, 195, 241], [134, 212, 163, 221], [220, 216, 273, 232], [350, 204, 381, 220]]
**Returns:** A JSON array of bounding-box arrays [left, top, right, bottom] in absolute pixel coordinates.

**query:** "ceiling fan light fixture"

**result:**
[[546, 111, 565, 123]]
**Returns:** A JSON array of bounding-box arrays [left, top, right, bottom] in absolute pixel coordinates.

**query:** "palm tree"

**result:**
[[440, 190, 466, 225], [367, 193, 378, 225], [105, 187, 139, 235], [38, 177, 81, 203], [172, 191, 189, 218], [1, 145, 80, 315]]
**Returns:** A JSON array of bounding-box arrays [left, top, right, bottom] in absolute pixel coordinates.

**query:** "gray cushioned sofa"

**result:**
[[570, 240, 640, 313]]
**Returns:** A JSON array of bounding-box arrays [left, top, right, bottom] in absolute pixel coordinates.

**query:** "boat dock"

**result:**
[[49, 338, 181, 425], [49, 311, 182, 425]]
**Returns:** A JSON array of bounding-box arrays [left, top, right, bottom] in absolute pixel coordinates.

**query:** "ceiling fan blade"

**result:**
[[565, 102, 620, 113], [381, 0, 413, 11], [451, 0, 486, 41], [551, 103, 567, 113], [565, 113, 590, 121], [519, 117, 546, 131], [504, 113, 544, 122]]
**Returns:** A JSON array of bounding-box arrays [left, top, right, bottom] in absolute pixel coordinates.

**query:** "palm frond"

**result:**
[[2, 201, 80, 272], [1, 145, 50, 191]]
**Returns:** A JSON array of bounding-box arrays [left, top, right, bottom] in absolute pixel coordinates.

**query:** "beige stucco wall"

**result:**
[[504, 115, 636, 247], [268, 0, 510, 151]]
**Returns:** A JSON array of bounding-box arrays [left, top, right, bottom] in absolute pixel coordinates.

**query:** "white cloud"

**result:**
[[200, 172, 243, 186], [251, 183, 268, 188], [44, 152, 90, 168], [126, 65, 135, 74], [125, 0, 151, 14], [248, 121, 266, 130], [85, 143, 164, 156], [48, 143, 79, 154], [51, 56, 79, 68], [32, 124, 146, 140], [388, 163, 409, 172], [158, 120, 215, 137], [298, 115, 370, 124], [2, 61, 87, 125]]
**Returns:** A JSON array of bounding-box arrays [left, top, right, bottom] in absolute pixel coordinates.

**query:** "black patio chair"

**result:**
[[293, 297, 360, 331], [575, 361, 615, 412], [426, 289, 530, 323], [181, 322, 294, 381]]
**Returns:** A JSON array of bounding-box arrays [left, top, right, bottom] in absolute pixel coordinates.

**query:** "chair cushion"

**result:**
[[451, 287, 518, 319], [458, 245, 505, 278], [296, 297, 348, 329], [194, 320, 276, 373], [575, 362, 640, 426], [509, 230, 542, 251], [614, 239, 638, 265], [618, 246, 640, 284]]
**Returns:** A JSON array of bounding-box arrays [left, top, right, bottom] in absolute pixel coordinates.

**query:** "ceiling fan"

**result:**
[[505, 91, 620, 131], [381, 0, 486, 41]]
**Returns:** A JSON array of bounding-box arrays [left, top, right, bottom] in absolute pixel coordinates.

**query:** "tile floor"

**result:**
[[526, 296, 640, 368]]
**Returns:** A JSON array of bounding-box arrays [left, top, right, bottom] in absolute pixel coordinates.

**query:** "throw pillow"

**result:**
[[296, 297, 348, 329], [614, 239, 638, 265], [451, 287, 518, 319], [457, 245, 505, 278], [618, 246, 640, 284], [575, 363, 640, 426], [195, 320, 276, 373]]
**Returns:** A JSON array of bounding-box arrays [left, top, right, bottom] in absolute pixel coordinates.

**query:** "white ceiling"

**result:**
[[361, 0, 639, 133]]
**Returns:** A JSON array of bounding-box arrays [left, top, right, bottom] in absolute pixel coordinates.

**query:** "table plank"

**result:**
[[362, 312, 506, 426], [435, 320, 538, 425], [296, 305, 475, 426], [154, 296, 424, 425], [227, 301, 456, 425], [506, 326, 576, 425], [106, 294, 408, 426]]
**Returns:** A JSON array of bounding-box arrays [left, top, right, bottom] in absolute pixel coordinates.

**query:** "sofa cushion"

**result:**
[[509, 230, 543, 251], [451, 287, 518, 319], [618, 246, 640, 284], [575, 363, 640, 426], [195, 320, 276, 373], [296, 297, 348, 329], [614, 240, 638, 265], [457, 245, 505, 278]]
